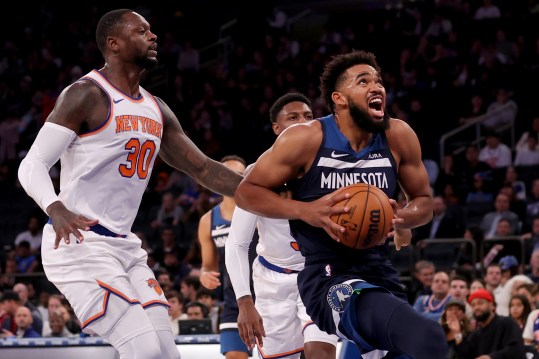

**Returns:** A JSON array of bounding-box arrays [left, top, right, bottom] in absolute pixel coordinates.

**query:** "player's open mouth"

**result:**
[[368, 97, 384, 118]]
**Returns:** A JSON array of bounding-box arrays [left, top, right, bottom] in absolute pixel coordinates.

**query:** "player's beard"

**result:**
[[349, 100, 389, 133], [137, 56, 158, 70]]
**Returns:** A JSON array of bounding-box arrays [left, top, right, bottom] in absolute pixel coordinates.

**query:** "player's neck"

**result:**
[[220, 198, 236, 218]]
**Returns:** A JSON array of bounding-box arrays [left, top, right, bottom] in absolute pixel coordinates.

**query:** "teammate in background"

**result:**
[[198, 155, 250, 359], [17, 9, 242, 359], [226, 93, 339, 359], [235, 50, 447, 358]]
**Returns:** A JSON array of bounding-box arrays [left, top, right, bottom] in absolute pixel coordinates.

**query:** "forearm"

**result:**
[[396, 195, 433, 229], [18, 123, 76, 214], [235, 181, 302, 220], [198, 159, 243, 197], [225, 207, 258, 298]]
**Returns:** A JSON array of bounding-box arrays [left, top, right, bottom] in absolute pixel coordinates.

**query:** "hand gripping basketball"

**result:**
[[329, 183, 394, 249]]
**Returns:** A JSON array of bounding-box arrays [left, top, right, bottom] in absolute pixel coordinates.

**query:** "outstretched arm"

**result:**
[[225, 207, 264, 349], [156, 97, 242, 197]]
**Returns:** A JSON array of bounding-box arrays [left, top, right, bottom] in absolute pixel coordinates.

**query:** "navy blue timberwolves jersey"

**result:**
[[211, 204, 230, 302], [287, 115, 399, 266]]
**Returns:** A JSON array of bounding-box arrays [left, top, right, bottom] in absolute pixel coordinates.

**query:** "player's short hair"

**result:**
[[269, 92, 312, 124], [96, 9, 133, 55], [220, 155, 246, 167], [319, 50, 381, 112]]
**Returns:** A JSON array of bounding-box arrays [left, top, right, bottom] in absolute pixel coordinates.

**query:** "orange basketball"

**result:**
[[329, 183, 394, 249]]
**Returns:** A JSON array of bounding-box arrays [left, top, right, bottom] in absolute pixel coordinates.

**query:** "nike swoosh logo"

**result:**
[[331, 151, 348, 158], [113, 98, 124, 104], [215, 224, 227, 230]]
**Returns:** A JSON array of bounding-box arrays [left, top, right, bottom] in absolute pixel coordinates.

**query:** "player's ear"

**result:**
[[272, 122, 281, 135], [332, 91, 345, 106]]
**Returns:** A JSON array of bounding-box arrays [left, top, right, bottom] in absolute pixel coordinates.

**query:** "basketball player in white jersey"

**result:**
[[17, 9, 242, 359], [225, 93, 339, 359]]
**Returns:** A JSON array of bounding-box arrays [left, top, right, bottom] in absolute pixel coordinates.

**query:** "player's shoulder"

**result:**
[[385, 118, 418, 145], [276, 119, 322, 144]]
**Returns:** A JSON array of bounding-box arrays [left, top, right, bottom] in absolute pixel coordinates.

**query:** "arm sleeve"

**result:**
[[225, 206, 258, 299], [18, 122, 77, 214]]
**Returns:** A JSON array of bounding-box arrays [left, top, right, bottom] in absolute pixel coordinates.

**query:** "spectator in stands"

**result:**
[[184, 301, 209, 320], [36, 290, 50, 322], [166, 290, 187, 336], [13, 214, 43, 253], [14, 240, 38, 273], [414, 195, 465, 241], [526, 246, 539, 283], [0, 258, 17, 292], [482, 88, 518, 132], [516, 116, 539, 152], [504, 166, 528, 201], [523, 298, 539, 350], [0, 290, 42, 336], [456, 145, 491, 199], [44, 309, 76, 337], [1, 306, 41, 338], [13, 283, 41, 320], [474, 0, 501, 20], [480, 192, 520, 238], [434, 155, 458, 197], [196, 287, 220, 334], [470, 278, 486, 293], [156, 270, 175, 293], [162, 250, 194, 289], [180, 276, 200, 304], [464, 172, 494, 208], [494, 218, 517, 238], [516, 283, 538, 310], [459, 93, 487, 125], [150, 192, 185, 231], [449, 275, 473, 320], [176, 39, 199, 73], [527, 181, 539, 229], [515, 132, 539, 167], [484, 263, 503, 297], [479, 131, 513, 170], [440, 298, 473, 359], [509, 294, 532, 332], [456, 289, 525, 358], [499, 184, 527, 225], [408, 260, 436, 303], [495, 262, 533, 317], [152, 226, 181, 265], [413, 271, 452, 322]]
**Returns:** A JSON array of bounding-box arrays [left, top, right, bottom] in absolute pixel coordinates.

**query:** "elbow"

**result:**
[[234, 181, 247, 209], [17, 157, 30, 191]]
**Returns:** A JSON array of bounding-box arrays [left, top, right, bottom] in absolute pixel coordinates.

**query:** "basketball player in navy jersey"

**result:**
[[235, 50, 447, 358], [198, 155, 251, 359], [226, 93, 339, 359], [18, 9, 242, 359]]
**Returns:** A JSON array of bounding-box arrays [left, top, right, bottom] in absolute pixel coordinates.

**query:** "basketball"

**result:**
[[329, 183, 394, 249]]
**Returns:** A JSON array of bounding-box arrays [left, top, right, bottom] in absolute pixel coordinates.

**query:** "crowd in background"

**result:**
[[2, 0, 539, 357]]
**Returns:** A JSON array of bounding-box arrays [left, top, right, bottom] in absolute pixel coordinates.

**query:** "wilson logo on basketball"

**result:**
[[364, 210, 381, 247], [147, 278, 163, 295]]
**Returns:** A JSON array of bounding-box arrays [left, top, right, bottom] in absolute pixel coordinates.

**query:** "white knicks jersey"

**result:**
[[58, 70, 163, 234], [256, 216, 305, 271]]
